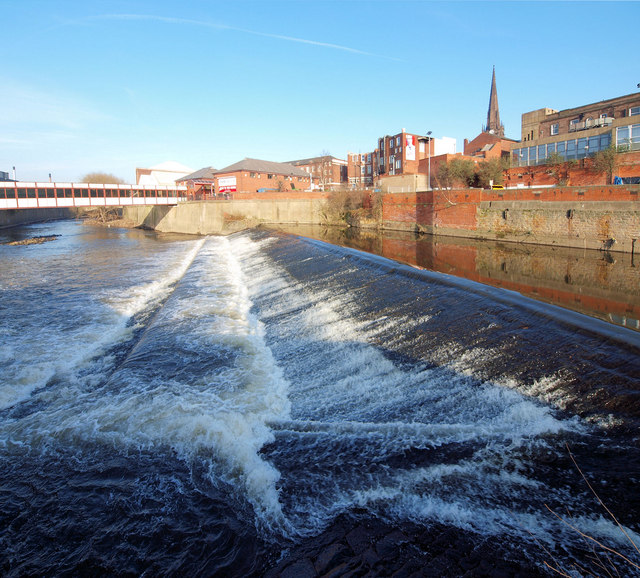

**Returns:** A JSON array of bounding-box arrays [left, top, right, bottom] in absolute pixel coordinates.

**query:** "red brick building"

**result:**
[[211, 158, 311, 194], [287, 155, 347, 190], [463, 132, 518, 160], [375, 130, 434, 178], [347, 152, 369, 187], [347, 130, 457, 189], [176, 167, 217, 199]]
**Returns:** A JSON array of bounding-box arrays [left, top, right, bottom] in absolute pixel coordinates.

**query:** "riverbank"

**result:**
[[1, 182, 637, 253], [119, 184, 639, 253]]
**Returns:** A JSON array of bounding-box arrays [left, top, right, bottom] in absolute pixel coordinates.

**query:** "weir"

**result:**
[[1, 221, 640, 575]]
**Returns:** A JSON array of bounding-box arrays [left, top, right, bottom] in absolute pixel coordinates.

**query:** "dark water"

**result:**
[[263, 223, 640, 333], [1, 221, 639, 576]]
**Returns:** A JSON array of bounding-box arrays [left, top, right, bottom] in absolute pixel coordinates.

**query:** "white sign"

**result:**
[[405, 135, 416, 161], [218, 176, 237, 193]]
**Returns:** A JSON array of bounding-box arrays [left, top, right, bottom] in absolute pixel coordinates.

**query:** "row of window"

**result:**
[[513, 133, 612, 166], [513, 124, 640, 167], [616, 124, 640, 147], [0, 188, 179, 200]]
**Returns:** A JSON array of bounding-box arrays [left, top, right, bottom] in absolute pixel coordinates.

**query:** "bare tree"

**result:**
[[476, 158, 506, 188], [545, 152, 576, 186], [80, 172, 125, 184], [448, 158, 477, 188], [592, 145, 623, 185]]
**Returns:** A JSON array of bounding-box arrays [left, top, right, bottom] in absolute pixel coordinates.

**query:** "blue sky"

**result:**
[[2, 0, 639, 183]]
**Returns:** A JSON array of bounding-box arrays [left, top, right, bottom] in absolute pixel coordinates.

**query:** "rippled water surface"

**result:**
[[1, 221, 639, 576]]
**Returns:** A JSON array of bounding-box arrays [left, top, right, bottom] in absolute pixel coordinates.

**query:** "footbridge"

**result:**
[[0, 182, 187, 210]]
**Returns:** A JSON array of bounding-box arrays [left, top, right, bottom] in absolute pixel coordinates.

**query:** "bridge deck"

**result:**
[[0, 182, 187, 210]]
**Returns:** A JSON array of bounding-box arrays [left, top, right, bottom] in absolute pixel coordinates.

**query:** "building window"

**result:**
[[630, 106, 640, 116], [569, 119, 580, 131], [395, 159, 402, 170], [550, 123, 559, 135], [618, 124, 640, 149]]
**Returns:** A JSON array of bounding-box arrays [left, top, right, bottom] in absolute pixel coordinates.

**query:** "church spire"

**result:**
[[484, 66, 504, 137]]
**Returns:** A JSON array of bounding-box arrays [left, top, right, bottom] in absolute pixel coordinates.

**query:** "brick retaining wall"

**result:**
[[382, 185, 640, 253]]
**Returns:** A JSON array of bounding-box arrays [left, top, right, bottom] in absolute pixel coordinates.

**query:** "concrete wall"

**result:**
[[124, 198, 328, 235], [0, 207, 78, 228]]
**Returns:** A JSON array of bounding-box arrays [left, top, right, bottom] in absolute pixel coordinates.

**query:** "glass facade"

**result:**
[[616, 124, 640, 150], [513, 132, 611, 166]]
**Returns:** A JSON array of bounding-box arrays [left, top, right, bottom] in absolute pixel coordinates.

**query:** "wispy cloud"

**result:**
[[89, 13, 401, 61], [0, 81, 109, 130]]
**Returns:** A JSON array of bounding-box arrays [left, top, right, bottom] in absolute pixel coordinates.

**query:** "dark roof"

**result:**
[[287, 155, 343, 166], [216, 158, 309, 178], [176, 166, 217, 182]]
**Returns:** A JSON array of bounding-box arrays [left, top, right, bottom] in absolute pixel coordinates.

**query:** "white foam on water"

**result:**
[[3, 229, 634, 556], [236, 238, 625, 549], [104, 237, 206, 318], [0, 238, 205, 411], [1, 236, 292, 531]]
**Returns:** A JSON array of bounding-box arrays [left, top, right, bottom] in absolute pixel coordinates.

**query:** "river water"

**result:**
[[1, 220, 639, 576]]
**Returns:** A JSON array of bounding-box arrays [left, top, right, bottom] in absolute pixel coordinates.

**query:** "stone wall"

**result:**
[[0, 207, 78, 228], [382, 185, 640, 253]]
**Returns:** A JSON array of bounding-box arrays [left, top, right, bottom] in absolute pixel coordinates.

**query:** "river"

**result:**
[[1, 220, 639, 576]]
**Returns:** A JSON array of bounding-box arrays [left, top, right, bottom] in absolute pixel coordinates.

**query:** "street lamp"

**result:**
[[426, 131, 432, 190]]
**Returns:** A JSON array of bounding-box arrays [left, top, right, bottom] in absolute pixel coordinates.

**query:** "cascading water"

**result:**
[[1, 221, 639, 576]]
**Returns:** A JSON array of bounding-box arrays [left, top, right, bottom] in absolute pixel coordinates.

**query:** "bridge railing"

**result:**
[[0, 182, 188, 210]]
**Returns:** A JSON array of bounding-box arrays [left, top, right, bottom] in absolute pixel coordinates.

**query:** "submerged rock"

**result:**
[[6, 235, 60, 246]]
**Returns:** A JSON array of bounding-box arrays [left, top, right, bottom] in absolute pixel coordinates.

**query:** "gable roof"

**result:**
[[177, 166, 217, 182], [216, 158, 309, 178]]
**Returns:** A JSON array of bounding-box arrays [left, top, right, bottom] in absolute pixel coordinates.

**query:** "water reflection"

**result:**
[[263, 224, 640, 333]]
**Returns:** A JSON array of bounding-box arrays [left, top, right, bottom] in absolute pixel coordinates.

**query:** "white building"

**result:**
[[135, 161, 194, 186]]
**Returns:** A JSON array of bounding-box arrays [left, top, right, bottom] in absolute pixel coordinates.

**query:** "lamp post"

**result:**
[[426, 131, 432, 190]]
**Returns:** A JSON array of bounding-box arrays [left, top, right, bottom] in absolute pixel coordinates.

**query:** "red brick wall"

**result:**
[[383, 186, 639, 227], [382, 185, 639, 252], [231, 190, 329, 201], [214, 171, 312, 194], [506, 151, 640, 187]]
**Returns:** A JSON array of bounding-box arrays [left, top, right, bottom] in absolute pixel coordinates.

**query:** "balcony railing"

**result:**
[[568, 117, 614, 132]]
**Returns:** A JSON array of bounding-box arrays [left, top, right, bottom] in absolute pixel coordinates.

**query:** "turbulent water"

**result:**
[[1, 220, 639, 576]]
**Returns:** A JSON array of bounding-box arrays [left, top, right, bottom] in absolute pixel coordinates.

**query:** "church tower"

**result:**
[[484, 66, 505, 137]]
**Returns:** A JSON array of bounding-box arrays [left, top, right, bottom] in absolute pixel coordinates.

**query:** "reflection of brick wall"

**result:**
[[356, 231, 640, 328]]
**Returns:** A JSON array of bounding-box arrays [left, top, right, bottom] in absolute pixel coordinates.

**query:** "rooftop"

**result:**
[[217, 158, 309, 178]]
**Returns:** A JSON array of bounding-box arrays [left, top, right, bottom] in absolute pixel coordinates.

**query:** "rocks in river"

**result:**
[[5, 235, 60, 246]]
